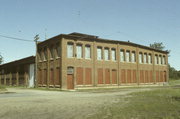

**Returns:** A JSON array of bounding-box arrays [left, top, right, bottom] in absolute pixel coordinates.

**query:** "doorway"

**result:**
[[67, 67, 74, 89]]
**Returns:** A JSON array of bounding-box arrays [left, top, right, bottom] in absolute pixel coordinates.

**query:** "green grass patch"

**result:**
[[0, 85, 6, 91], [89, 87, 180, 119], [169, 79, 180, 86]]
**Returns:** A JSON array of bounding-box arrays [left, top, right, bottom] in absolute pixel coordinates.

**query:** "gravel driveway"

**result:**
[[0, 87, 153, 119]]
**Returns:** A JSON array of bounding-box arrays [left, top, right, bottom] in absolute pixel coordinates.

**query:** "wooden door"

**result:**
[[67, 74, 74, 89], [164, 71, 167, 82]]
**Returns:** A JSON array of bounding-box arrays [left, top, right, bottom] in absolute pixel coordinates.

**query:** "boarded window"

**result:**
[[112, 69, 117, 84], [144, 53, 147, 64], [148, 54, 152, 64], [76, 44, 82, 58], [156, 71, 159, 82], [76, 67, 83, 85], [139, 53, 143, 64], [105, 69, 110, 84], [67, 43, 73, 58], [126, 51, 130, 62], [121, 69, 126, 83], [97, 47, 102, 60], [140, 70, 144, 83], [104, 48, 109, 61], [111, 49, 116, 61], [55, 68, 60, 86], [85, 45, 91, 59], [127, 69, 131, 83], [120, 50, 125, 62], [98, 68, 103, 84], [85, 68, 92, 85], [132, 70, 137, 83], [50, 69, 54, 85], [131, 52, 136, 63]]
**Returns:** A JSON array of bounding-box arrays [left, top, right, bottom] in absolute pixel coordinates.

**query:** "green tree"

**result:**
[[150, 42, 180, 79], [150, 42, 165, 50]]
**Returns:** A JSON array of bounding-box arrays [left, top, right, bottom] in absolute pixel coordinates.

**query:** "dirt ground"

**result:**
[[0, 87, 153, 119]]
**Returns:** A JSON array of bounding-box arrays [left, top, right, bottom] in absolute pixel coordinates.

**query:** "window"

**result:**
[[131, 52, 136, 63], [50, 45, 54, 59], [43, 47, 47, 61], [56, 43, 60, 58], [67, 43, 73, 58], [148, 54, 152, 64], [104, 48, 109, 61], [139, 53, 143, 64], [120, 49, 125, 62], [159, 55, 162, 65], [126, 51, 130, 62], [97, 47, 102, 60], [155, 55, 158, 65], [85, 45, 91, 59], [76, 44, 82, 58], [38, 49, 42, 61], [162, 56, 166, 65], [111, 49, 116, 61], [144, 53, 147, 64]]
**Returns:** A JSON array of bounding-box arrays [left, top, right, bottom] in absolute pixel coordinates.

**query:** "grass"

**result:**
[[88, 80, 180, 119], [0, 85, 6, 91]]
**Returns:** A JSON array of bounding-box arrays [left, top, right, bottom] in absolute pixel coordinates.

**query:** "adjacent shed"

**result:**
[[0, 56, 35, 87]]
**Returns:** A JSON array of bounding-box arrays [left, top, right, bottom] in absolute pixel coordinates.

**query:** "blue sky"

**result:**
[[0, 0, 179, 70]]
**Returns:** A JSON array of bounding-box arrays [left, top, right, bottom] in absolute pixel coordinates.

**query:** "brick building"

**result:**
[[37, 32, 168, 90], [0, 56, 35, 87]]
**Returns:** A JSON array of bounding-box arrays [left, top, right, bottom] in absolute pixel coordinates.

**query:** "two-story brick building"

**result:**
[[37, 32, 168, 90]]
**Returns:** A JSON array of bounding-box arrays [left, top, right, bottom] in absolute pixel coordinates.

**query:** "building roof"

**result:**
[[0, 56, 35, 69], [38, 32, 169, 54]]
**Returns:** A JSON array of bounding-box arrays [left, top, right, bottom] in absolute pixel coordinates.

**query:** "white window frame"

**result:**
[[139, 53, 143, 64], [97, 47, 102, 60], [148, 54, 152, 64], [111, 49, 116, 61], [144, 53, 147, 64], [67, 43, 74, 58], [76, 44, 83, 59], [131, 52, 136, 63], [85, 45, 91, 59], [104, 48, 109, 61], [126, 51, 130, 62], [120, 50, 125, 62]]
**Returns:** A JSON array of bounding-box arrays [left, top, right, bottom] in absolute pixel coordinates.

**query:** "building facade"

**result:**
[[37, 33, 169, 90], [0, 56, 35, 87]]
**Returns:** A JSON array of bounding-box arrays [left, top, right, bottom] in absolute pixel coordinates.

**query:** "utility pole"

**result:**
[[34, 34, 39, 88]]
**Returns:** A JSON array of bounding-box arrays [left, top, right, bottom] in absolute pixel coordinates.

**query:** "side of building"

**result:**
[[37, 33, 168, 90]]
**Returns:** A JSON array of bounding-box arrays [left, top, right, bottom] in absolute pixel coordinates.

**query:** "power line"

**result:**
[[0, 34, 34, 42]]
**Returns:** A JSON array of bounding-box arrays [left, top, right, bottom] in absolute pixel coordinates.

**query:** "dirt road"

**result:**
[[0, 87, 153, 119]]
